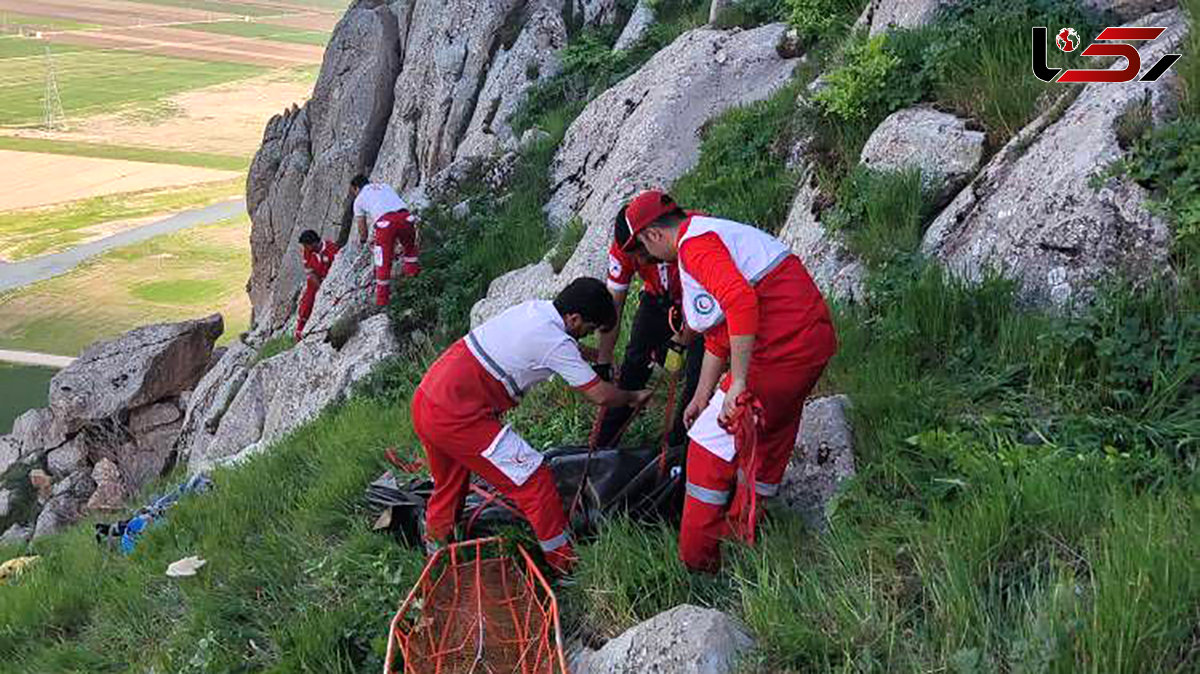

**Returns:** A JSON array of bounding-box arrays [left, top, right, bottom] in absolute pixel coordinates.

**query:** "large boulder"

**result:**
[[859, 106, 985, 206], [614, 0, 654, 51], [921, 10, 1186, 307], [0, 436, 18, 476], [186, 314, 400, 474], [862, 0, 950, 36], [9, 408, 69, 458], [47, 315, 222, 428], [573, 605, 753, 674], [776, 166, 866, 302], [46, 438, 87, 478], [472, 23, 800, 324], [33, 469, 95, 540], [371, 0, 567, 192], [86, 458, 127, 513], [175, 340, 257, 466], [778, 395, 856, 528]]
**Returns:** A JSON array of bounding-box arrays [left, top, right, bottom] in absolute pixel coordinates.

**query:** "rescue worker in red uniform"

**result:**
[[295, 229, 340, 341], [594, 206, 705, 448], [624, 190, 837, 572], [350, 174, 419, 306], [411, 278, 652, 573]]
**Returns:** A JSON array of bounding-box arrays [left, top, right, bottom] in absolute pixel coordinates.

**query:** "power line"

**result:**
[[42, 45, 66, 131]]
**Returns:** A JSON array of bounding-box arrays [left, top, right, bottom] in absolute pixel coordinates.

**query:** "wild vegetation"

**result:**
[[1, 1, 1197, 672]]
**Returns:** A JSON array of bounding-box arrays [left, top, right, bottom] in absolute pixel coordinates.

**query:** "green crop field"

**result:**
[[176, 20, 330, 46], [0, 215, 252, 356], [0, 37, 83, 60], [0, 364, 56, 434], [0, 136, 248, 170], [123, 0, 284, 18], [0, 13, 100, 33], [0, 48, 264, 126], [0, 178, 244, 261]]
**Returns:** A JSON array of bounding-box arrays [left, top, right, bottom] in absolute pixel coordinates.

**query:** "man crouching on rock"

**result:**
[[411, 278, 652, 573]]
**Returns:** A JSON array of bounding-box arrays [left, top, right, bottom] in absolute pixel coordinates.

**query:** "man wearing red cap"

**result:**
[[593, 205, 705, 448], [411, 277, 652, 573], [624, 189, 837, 572], [294, 229, 340, 341]]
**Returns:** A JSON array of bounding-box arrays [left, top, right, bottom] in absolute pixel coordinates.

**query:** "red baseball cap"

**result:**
[[621, 190, 678, 251]]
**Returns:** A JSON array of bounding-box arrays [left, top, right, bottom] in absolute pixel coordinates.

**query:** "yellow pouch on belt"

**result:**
[[664, 349, 684, 374]]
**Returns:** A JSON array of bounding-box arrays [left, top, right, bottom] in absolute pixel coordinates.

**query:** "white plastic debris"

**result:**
[[166, 556, 207, 578]]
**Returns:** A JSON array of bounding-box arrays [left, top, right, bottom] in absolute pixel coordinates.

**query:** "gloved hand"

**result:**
[[593, 362, 613, 382]]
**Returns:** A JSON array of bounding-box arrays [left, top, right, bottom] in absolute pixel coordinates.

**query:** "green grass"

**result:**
[[0, 216, 251, 356], [0, 135, 248, 170], [0, 48, 264, 126], [123, 0, 286, 18], [0, 37, 84, 60], [0, 363, 55, 434], [177, 20, 331, 46], [0, 179, 243, 261], [130, 279, 227, 305], [254, 334, 295, 364], [0, 13, 100, 33]]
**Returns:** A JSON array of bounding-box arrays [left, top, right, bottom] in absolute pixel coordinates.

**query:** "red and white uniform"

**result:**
[[676, 216, 837, 571], [607, 239, 681, 301], [296, 240, 339, 340], [411, 300, 600, 571], [354, 183, 419, 306]]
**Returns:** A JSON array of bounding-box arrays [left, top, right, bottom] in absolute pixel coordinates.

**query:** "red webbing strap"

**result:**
[[719, 392, 764, 545]]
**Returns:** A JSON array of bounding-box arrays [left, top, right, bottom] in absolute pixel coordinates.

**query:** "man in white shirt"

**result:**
[[411, 278, 652, 572], [349, 174, 419, 306]]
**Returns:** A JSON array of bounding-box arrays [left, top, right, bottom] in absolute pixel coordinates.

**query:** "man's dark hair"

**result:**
[[350, 174, 369, 190], [298, 229, 321, 246], [554, 277, 617, 331]]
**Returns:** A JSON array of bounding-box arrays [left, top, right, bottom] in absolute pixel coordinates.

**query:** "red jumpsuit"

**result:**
[[675, 216, 837, 572], [373, 210, 420, 306], [410, 300, 599, 572], [296, 240, 339, 340]]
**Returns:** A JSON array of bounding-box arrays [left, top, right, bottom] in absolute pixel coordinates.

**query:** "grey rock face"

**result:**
[[859, 106, 985, 206], [10, 408, 68, 457], [86, 458, 127, 513], [863, 0, 950, 36], [46, 438, 87, 478], [0, 488, 11, 520], [922, 10, 1185, 307], [175, 340, 257, 466], [47, 315, 222, 428], [573, 605, 753, 674], [573, 0, 620, 27], [1081, 0, 1177, 21], [372, 0, 567, 192], [779, 395, 856, 528], [614, 0, 654, 51], [1, 524, 30, 546], [187, 315, 399, 474], [0, 436, 18, 477], [34, 470, 95, 539], [473, 24, 799, 324], [776, 167, 866, 302]]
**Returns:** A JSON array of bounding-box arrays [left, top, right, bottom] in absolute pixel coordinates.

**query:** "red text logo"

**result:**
[[1032, 26, 1181, 83]]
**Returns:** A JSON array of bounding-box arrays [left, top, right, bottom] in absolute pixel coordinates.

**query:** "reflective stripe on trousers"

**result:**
[[685, 481, 730, 506]]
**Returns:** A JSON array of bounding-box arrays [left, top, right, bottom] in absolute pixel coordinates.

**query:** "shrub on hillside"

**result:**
[[786, 0, 863, 46]]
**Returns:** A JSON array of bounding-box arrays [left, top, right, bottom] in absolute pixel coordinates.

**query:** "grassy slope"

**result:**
[[176, 20, 331, 46], [0, 216, 252, 356], [0, 1, 1197, 672], [0, 136, 249, 171], [0, 48, 263, 126], [0, 37, 84, 60], [0, 178, 244, 261]]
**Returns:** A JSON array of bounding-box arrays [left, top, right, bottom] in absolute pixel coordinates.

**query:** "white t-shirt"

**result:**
[[352, 183, 407, 226], [465, 300, 599, 400]]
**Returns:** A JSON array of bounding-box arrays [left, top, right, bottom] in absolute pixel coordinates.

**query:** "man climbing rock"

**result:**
[[411, 278, 652, 573], [350, 174, 419, 307], [295, 229, 339, 341], [624, 190, 837, 572], [593, 205, 705, 448]]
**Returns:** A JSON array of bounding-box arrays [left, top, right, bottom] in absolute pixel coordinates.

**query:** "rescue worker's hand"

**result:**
[[593, 362, 613, 382], [631, 389, 653, 408], [720, 379, 747, 426], [683, 397, 705, 429]]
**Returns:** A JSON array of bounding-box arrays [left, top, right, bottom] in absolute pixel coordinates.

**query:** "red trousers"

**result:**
[[373, 211, 420, 306], [679, 259, 837, 572], [411, 343, 575, 572], [295, 275, 320, 340]]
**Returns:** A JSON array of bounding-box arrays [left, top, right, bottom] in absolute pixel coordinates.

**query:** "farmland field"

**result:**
[[175, 19, 330, 46], [0, 215, 253, 356], [0, 364, 56, 434]]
